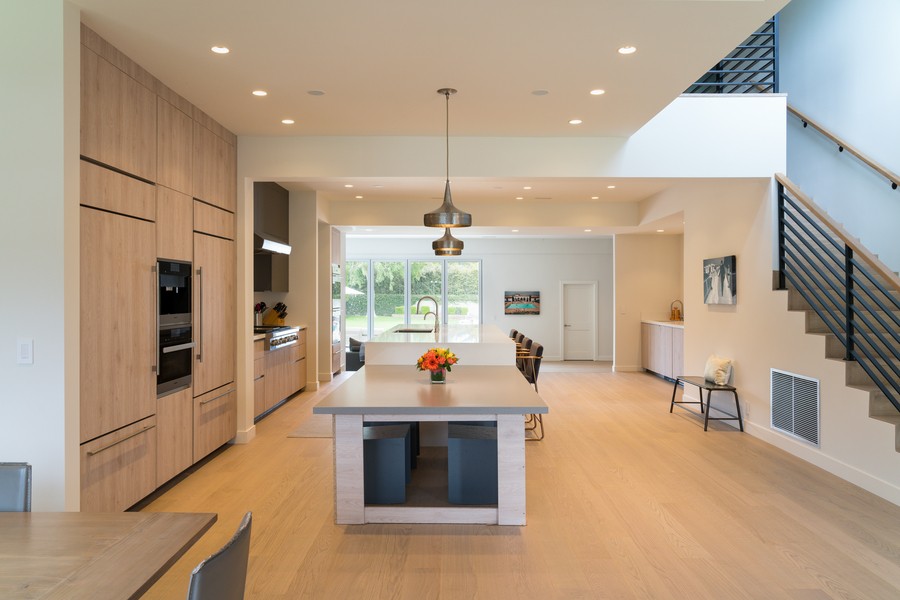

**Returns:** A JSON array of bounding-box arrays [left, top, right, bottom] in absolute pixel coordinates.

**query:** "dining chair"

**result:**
[[0, 462, 32, 511], [508, 328, 518, 339], [515, 337, 533, 373], [522, 343, 544, 441], [187, 512, 252, 600]]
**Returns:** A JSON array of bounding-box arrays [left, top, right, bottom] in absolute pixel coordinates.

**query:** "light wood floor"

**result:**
[[140, 369, 900, 599]]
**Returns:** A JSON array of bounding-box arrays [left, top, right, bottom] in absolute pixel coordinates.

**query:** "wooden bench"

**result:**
[[670, 376, 743, 432]]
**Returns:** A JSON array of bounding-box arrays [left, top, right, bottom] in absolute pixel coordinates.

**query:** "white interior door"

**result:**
[[563, 283, 596, 360]]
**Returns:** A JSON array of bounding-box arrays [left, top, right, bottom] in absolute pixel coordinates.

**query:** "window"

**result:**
[[345, 259, 481, 340]]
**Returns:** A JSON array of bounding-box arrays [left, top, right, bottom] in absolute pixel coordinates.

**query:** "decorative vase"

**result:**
[[430, 369, 446, 384]]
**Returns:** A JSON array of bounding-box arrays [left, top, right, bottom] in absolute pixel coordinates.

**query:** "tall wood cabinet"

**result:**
[[80, 25, 237, 510]]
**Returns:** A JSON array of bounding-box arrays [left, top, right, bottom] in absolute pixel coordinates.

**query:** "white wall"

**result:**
[[780, 0, 900, 270], [346, 237, 615, 361], [614, 234, 684, 371], [0, 0, 80, 510]]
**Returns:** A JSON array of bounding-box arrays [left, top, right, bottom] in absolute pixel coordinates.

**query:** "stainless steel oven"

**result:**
[[158, 259, 192, 327], [158, 324, 193, 396]]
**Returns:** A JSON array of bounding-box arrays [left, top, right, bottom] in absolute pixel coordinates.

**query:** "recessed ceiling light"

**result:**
[[211, 46, 230, 54], [607, 185, 616, 189], [511, 229, 519, 233], [344, 184, 354, 188], [591, 196, 599, 200], [657, 229, 665, 233], [618, 46, 637, 55], [515, 196, 524, 200], [523, 186, 532, 190], [252, 90, 267, 97], [568, 119, 583, 125], [590, 89, 606, 96], [532, 90, 549, 96], [308, 90, 325, 96], [281, 119, 295, 125], [355, 195, 363, 199], [584, 229, 592, 233]]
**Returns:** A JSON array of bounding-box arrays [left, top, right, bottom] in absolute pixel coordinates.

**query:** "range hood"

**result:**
[[253, 182, 292, 255], [254, 233, 291, 255]]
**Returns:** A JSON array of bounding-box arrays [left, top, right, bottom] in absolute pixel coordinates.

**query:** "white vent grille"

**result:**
[[771, 369, 820, 446]]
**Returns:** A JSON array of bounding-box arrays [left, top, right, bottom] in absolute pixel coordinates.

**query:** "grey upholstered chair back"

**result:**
[[524, 343, 544, 392], [187, 511, 252, 600], [0, 462, 32, 512]]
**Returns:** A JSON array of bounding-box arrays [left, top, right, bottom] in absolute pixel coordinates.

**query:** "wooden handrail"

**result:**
[[776, 173, 900, 294], [787, 104, 900, 190]]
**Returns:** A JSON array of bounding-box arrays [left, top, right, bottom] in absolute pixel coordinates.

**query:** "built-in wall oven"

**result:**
[[157, 260, 193, 396]]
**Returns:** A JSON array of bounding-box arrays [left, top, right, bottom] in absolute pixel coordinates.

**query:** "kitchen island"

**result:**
[[313, 364, 547, 525], [364, 323, 515, 366]]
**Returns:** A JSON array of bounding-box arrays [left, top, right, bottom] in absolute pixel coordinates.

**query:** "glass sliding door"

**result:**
[[372, 260, 406, 336], [447, 261, 480, 325], [410, 260, 443, 324], [345, 260, 370, 342]]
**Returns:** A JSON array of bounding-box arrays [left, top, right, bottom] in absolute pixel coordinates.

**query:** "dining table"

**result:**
[[0, 510, 216, 599]]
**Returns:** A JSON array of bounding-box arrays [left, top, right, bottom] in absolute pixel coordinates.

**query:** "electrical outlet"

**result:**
[[17, 338, 33, 365]]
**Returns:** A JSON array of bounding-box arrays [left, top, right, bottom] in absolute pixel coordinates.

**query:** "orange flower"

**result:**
[[416, 347, 459, 373]]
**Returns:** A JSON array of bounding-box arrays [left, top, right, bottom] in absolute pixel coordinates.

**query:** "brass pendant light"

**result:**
[[432, 227, 464, 256], [424, 88, 472, 229]]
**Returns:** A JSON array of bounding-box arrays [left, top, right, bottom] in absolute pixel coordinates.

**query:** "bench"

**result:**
[[670, 376, 743, 432]]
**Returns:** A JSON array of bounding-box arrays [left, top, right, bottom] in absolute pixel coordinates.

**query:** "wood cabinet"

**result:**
[[157, 98, 193, 195], [194, 200, 235, 240], [193, 232, 235, 397], [254, 340, 266, 418], [193, 123, 236, 212], [641, 322, 684, 380], [258, 331, 307, 418], [80, 416, 157, 512], [156, 388, 193, 486], [80, 206, 156, 444], [81, 46, 157, 181], [156, 186, 193, 262], [80, 159, 155, 220], [193, 385, 237, 463]]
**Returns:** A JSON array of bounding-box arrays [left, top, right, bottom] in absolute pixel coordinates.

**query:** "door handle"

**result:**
[[162, 342, 195, 354]]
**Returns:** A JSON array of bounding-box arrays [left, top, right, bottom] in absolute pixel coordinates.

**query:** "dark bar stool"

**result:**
[[447, 423, 498, 505], [363, 424, 411, 504], [670, 376, 743, 431]]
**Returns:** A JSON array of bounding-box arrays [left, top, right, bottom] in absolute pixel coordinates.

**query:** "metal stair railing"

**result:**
[[686, 17, 778, 94], [776, 173, 900, 413]]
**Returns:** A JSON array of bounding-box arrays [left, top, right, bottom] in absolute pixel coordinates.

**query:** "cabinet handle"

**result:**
[[162, 341, 196, 354], [254, 374, 264, 381], [196, 266, 203, 363], [86, 424, 156, 456], [152, 265, 158, 373], [199, 388, 233, 406]]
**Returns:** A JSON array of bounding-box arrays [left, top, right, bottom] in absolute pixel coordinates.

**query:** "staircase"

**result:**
[[776, 173, 900, 451]]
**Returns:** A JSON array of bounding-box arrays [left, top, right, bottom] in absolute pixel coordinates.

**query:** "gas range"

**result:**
[[254, 325, 301, 351]]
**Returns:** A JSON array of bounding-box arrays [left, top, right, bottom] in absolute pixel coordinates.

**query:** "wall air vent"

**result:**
[[771, 369, 820, 446]]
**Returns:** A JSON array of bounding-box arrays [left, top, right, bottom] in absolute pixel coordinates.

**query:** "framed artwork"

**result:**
[[703, 255, 736, 305], [504, 291, 540, 315]]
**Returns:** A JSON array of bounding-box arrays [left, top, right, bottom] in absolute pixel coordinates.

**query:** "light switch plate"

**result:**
[[17, 337, 33, 365]]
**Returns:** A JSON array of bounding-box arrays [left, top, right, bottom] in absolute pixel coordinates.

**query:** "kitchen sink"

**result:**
[[392, 325, 434, 333]]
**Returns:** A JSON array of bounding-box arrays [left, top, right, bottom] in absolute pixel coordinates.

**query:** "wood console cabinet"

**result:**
[[641, 322, 684, 380]]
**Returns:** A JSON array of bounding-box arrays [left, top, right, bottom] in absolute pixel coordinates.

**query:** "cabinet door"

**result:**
[[157, 98, 193, 194], [193, 385, 237, 463], [81, 46, 156, 181], [80, 416, 157, 512], [264, 348, 288, 411], [640, 323, 653, 371], [193, 232, 235, 396], [671, 327, 684, 379], [156, 186, 193, 262], [80, 206, 156, 443], [156, 388, 193, 486], [193, 123, 236, 212], [254, 357, 266, 418], [659, 325, 674, 379]]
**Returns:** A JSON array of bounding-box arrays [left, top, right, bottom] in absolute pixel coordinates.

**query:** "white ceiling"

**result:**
[[73, 0, 788, 237]]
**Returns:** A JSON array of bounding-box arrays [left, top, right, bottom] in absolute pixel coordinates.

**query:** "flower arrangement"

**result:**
[[416, 347, 459, 374]]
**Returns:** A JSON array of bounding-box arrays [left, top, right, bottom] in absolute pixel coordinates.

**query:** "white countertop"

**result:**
[[642, 320, 685, 329], [364, 323, 516, 366], [313, 364, 547, 415]]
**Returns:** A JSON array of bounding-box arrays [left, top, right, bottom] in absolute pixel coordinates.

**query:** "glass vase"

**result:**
[[430, 369, 446, 384]]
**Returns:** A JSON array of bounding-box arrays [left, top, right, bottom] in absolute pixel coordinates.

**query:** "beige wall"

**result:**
[[614, 234, 684, 371]]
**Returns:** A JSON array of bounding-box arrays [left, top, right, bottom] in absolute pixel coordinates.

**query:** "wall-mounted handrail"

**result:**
[[787, 105, 900, 191], [775, 173, 900, 294]]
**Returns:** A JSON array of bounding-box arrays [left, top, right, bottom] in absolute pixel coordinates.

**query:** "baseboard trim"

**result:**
[[233, 425, 256, 445]]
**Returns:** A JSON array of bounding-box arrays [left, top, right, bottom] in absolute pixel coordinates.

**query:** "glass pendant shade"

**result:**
[[432, 227, 464, 256], [424, 180, 472, 227]]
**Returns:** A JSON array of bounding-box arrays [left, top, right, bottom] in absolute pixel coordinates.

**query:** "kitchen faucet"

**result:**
[[416, 296, 439, 328]]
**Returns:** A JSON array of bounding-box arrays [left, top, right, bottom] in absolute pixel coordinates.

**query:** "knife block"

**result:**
[[261, 310, 284, 326]]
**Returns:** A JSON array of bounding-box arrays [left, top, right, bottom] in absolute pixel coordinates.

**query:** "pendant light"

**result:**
[[432, 227, 464, 256], [424, 88, 472, 229]]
